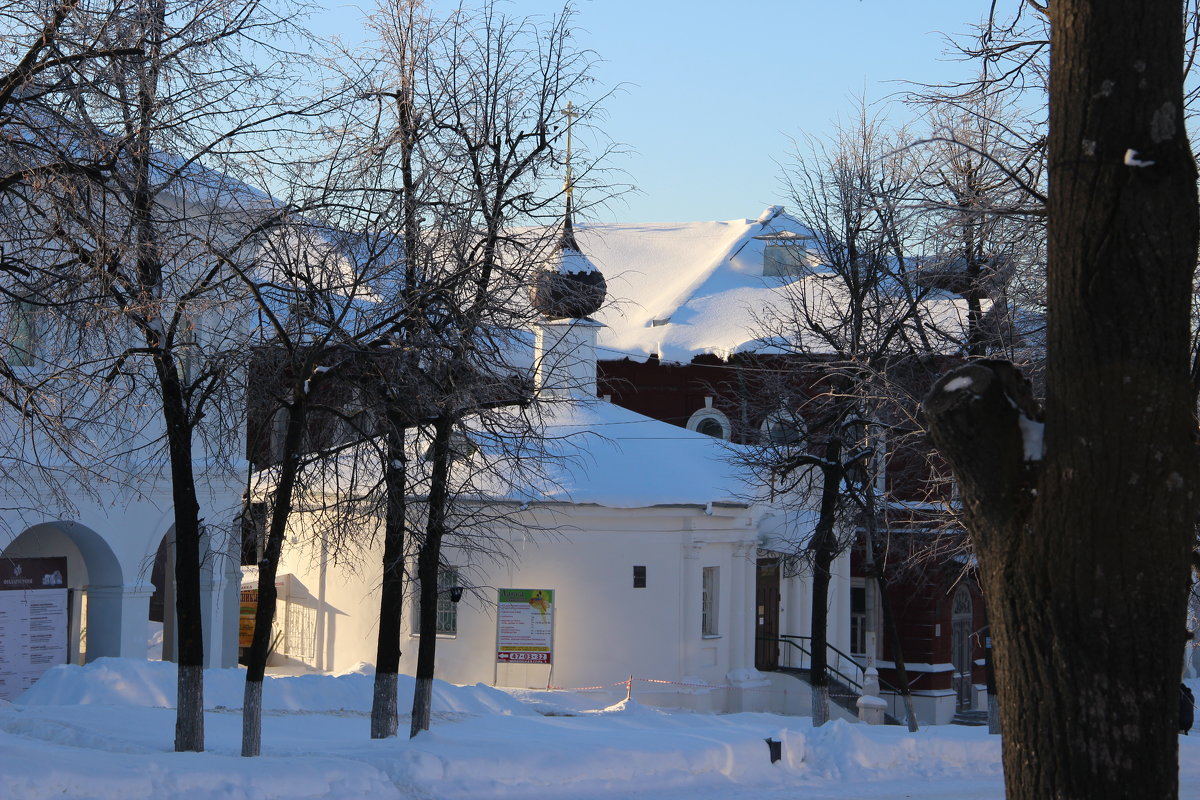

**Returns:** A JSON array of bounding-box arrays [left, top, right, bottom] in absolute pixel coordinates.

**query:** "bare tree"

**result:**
[[743, 105, 950, 727], [397, 0, 605, 738], [228, 0, 613, 745], [24, 0, 317, 752]]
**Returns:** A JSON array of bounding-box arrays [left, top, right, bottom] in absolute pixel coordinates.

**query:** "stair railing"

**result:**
[[764, 634, 907, 723]]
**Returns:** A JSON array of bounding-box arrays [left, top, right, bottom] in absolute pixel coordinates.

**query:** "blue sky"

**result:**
[[310, 0, 1004, 223]]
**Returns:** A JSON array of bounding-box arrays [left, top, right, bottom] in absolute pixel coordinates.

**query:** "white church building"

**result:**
[[268, 335, 844, 713], [0, 200, 871, 718], [265, 208, 852, 714]]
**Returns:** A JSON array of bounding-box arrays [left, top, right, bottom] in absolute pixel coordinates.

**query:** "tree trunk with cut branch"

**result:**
[[924, 3, 1198, 789]]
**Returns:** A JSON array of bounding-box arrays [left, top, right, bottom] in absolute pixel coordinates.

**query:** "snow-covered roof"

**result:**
[[523, 398, 751, 509], [259, 397, 756, 513], [575, 209, 981, 363]]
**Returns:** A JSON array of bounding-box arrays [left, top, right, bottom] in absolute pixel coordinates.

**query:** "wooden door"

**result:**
[[755, 558, 781, 670], [951, 586, 974, 710]]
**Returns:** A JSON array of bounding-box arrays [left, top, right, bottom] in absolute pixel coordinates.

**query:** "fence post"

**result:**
[[857, 665, 887, 725]]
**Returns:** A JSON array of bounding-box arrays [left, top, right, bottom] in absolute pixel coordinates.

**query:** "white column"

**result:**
[[742, 544, 757, 673], [84, 583, 154, 661], [865, 579, 878, 669], [682, 541, 703, 678], [788, 562, 810, 639], [728, 543, 747, 673], [830, 551, 852, 653], [201, 548, 241, 669]]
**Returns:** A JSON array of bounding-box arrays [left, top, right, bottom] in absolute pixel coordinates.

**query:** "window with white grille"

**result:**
[[414, 567, 459, 636], [284, 602, 315, 661], [702, 567, 719, 636]]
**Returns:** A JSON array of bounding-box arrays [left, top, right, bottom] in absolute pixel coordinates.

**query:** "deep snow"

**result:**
[[2, 658, 1199, 799]]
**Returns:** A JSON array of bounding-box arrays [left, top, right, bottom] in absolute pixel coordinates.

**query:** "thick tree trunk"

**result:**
[[932, 3, 1200, 797], [410, 414, 454, 738], [241, 679, 262, 757], [371, 409, 408, 739], [163, 371, 206, 753], [152, 279, 205, 754], [807, 444, 841, 727], [242, 400, 308, 757]]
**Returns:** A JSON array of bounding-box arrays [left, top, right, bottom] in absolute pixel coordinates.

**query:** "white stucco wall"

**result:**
[[275, 503, 778, 703], [273, 498, 854, 716]]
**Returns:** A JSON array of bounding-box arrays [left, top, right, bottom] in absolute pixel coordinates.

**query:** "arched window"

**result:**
[[761, 409, 806, 447], [686, 404, 731, 440]]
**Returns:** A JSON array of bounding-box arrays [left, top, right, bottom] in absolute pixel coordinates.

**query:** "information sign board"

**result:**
[[0, 557, 69, 701], [496, 588, 554, 664]]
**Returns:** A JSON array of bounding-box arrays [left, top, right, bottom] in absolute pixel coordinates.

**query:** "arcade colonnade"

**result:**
[[0, 490, 240, 689]]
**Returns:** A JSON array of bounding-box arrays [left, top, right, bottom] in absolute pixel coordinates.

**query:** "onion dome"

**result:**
[[531, 198, 607, 319]]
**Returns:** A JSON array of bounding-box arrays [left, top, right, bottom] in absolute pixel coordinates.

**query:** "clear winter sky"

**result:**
[[308, 0, 1003, 223]]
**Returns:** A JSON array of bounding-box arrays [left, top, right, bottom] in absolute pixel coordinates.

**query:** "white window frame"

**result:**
[[701, 566, 719, 637], [687, 407, 731, 440], [850, 579, 868, 657]]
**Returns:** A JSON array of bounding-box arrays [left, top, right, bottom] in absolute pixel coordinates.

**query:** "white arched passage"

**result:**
[[1, 521, 151, 663], [146, 524, 241, 668]]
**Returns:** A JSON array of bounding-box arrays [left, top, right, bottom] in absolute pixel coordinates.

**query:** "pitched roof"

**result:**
[[575, 208, 981, 363]]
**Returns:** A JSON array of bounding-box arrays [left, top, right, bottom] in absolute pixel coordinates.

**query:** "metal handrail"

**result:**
[[776, 634, 865, 693], [764, 634, 908, 723]]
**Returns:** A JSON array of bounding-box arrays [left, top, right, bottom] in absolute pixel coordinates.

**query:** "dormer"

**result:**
[[755, 230, 814, 277]]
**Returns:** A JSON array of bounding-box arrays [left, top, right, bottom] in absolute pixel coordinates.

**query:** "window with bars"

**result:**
[[284, 602, 315, 661], [701, 567, 719, 636], [414, 567, 459, 636]]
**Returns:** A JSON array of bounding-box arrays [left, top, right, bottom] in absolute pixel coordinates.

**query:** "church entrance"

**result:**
[[754, 558, 780, 670]]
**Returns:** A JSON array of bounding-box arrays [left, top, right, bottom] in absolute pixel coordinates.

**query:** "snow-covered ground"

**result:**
[[3, 659, 1200, 800]]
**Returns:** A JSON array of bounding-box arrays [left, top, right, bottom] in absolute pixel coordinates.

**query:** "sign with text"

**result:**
[[496, 589, 554, 665], [239, 589, 258, 649], [0, 557, 69, 701]]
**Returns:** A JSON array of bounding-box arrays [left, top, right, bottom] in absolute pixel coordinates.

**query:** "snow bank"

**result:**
[[17, 658, 535, 717], [8, 657, 1176, 800]]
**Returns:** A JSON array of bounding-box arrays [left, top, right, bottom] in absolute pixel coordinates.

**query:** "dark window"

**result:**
[[633, 565, 646, 588], [696, 417, 724, 438], [240, 502, 267, 566], [702, 567, 719, 635], [850, 585, 867, 656], [8, 297, 38, 367]]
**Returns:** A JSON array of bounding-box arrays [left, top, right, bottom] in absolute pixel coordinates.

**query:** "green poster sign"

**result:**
[[496, 588, 554, 664]]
